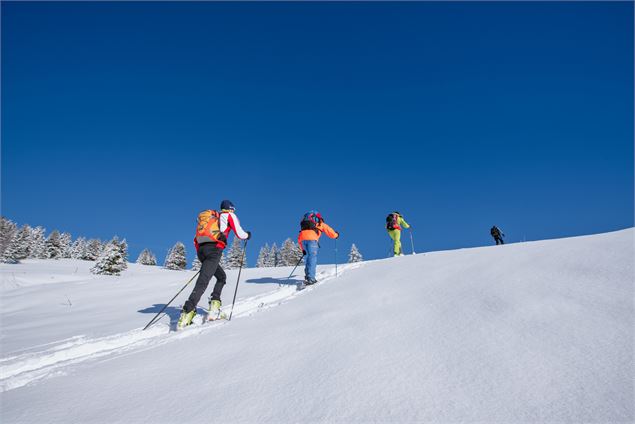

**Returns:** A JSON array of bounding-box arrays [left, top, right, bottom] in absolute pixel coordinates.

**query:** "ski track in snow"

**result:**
[[0, 263, 362, 392]]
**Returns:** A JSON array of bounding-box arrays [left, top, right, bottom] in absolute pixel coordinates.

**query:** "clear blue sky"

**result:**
[[2, 1, 633, 265]]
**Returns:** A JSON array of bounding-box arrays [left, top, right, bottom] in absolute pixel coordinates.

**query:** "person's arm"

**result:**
[[221, 212, 250, 240], [319, 222, 339, 239], [399, 217, 410, 229]]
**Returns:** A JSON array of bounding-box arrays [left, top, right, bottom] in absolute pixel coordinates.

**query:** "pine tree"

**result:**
[[280, 238, 303, 266], [256, 244, 270, 268], [164, 242, 187, 270], [191, 255, 202, 271], [90, 238, 126, 276], [4, 225, 32, 261], [136, 248, 157, 265], [348, 244, 363, 263], [70, 237, 87, 259], [59, 232, 72, 258], [84, 239, 103, 261], [0, 217, 18, 257], [119, 239, 129, 270], [219, 250, 229, 269], [46, 230, 63, 259], [269, 243, 282, 267], [226, 238, 246, 269], [29, 226, 47, 259]]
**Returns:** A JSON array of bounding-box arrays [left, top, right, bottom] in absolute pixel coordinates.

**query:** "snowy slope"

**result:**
[[1, 229, 633, 423]]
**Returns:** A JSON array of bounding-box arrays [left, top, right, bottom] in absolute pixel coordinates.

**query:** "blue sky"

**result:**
[[2, 1, 633, 265]]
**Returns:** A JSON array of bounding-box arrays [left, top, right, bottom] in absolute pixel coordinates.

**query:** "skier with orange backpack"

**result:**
[[297, 211, 339, 287], [177, 200, 251, 329]]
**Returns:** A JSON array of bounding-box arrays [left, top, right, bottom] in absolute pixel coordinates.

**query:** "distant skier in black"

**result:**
[[490, 225, 505, 245]]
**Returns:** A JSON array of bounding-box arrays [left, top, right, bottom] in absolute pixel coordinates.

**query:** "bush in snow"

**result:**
[[136, 248, 157, 266], [348, 244, 363, 263], [164, 242, 187, 270], [90, 237, 127, 276]]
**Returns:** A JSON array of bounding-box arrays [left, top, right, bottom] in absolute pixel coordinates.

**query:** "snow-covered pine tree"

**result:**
[[0, 217, 18, 257], [348, 243, 363, 263], [267, 243, 282, 267], [119, 239, 129, 270], [84, 239, 104, 261], [136, 248, 157, 265], [90, 238, 126, 276], [164, 242, 187, 270], [191, 255, 201, 271], [70, 237, 87, 259], [1, 231, 23, 263], [226, 238, 247, 269], [59, 232, 72, 258], [46, 230, 63, 259], [280, 238, 303, 266], [29, 226, 47, 259], [219, 250, 229, 269], [2, 225, 32, 262], [256, 244, 270, 268]]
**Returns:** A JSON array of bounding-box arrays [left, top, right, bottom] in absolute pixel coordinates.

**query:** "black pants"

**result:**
[[183, 243, 226, 313], [494, 236, 504, 245]]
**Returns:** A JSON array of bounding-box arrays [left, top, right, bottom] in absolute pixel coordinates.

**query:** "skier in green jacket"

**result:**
[[386, 212, 410, 256]]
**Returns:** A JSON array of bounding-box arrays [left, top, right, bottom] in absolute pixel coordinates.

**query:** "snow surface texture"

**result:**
[[0, 229, 633, 423]]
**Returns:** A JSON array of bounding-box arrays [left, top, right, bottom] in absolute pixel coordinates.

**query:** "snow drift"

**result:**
[[0, 229, 633, 423]]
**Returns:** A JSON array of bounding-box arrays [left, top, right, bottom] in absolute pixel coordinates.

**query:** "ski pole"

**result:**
[[335, 238, 338, 278], [286, 255, 304, 281], [143, 270, 200, 331], [410, 230, 416, 255], [228, 240, 248, 321]]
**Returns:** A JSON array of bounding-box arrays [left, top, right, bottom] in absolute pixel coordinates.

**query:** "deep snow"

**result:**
[[0, 229, 633, 423]]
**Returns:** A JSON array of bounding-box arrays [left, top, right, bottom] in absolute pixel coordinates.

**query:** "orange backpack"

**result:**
[[195, 210, 226, 244]]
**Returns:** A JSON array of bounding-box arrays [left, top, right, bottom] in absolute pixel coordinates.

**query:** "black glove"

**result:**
[[246, 231, 252, 240], [302, 250, 307, 256], [335, 232, 340, 239]]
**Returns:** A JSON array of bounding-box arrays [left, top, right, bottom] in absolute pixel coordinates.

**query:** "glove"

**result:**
[[246, 231, 252, 240], [302, 250, 307, 256], [335, 232, 340, 239]]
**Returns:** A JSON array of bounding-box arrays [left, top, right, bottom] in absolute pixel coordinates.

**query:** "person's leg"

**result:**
[[183, 245, 222, 313], [210, 260, 227, 302], [390, 230, 402, 255], [303, 240, 318, 281]]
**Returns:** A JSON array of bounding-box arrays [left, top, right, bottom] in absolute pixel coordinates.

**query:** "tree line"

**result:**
[[1, 217, 363, 276]]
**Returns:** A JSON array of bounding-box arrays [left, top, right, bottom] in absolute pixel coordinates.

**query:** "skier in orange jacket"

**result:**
[[297, 211, 339, 285]]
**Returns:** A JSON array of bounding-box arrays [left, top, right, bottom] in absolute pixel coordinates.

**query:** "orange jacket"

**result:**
[[298, 222, 339, 249]]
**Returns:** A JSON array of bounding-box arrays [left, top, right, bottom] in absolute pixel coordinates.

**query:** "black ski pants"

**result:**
[[494, 236, 504, 245], [183, 243, 226, 313]]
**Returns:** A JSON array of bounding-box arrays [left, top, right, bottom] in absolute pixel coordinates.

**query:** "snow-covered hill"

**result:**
[[1, 229, 633, 423]]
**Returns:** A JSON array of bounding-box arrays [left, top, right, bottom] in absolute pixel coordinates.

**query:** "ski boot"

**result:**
[[304, 276, 318, 286], [177, 309, 196, 330], [207, 299, 226, 321]]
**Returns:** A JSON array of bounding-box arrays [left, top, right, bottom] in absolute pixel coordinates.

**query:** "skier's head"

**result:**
[[393, 211, 401, 216], [220, 200, 235, 212]]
